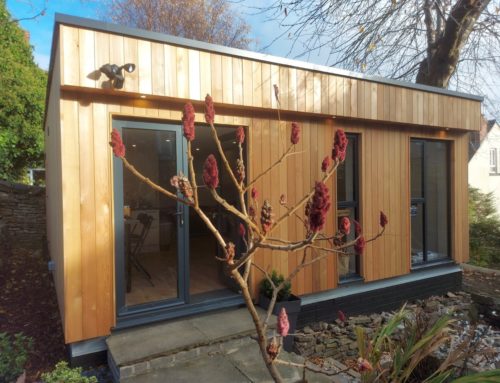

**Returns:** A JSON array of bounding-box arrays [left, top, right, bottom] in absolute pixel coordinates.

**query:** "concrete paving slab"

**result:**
[[122, 353, 251, 383], [107, 307, 270, 367], [191, 307, 265, 340], [107, 320, 208, 366]]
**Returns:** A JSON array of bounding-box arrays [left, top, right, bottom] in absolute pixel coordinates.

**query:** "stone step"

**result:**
[[107, 307, 271, 381]]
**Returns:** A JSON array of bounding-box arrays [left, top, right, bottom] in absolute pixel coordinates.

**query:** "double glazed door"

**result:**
[[113, 120, 189, 316]]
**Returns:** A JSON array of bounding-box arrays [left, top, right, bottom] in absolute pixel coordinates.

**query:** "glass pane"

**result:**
[[411, 141, 423, 198], [189, 126, 243, 297], [122, 128, 179, 306], [424, 141, 449, 261], [411, 203, 424, 265], [338, 207, 358, 278], [337, 138, 355, 202]]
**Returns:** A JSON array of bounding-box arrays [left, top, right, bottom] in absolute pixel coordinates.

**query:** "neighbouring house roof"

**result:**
[[469, 119, 497, 160]]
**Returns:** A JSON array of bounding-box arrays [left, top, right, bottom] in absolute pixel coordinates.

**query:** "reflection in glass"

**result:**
[[122, 128, 179, 306], [337, 135, 359, 279], [189, 126, 246, 299], [410, 139, 449, 266]]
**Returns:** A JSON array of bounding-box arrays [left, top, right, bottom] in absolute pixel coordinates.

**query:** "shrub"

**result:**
[[469, 187, 500, 269], [0, 332, 33, 383], [41, 361, 97, 383], [259, 270, 291, 301]]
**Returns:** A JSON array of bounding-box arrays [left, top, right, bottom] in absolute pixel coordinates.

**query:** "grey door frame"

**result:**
[[112, 119, 190, 318]]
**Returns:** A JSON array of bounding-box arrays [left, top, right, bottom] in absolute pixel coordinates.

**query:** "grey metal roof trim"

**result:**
[[53, 13, 483, 102]]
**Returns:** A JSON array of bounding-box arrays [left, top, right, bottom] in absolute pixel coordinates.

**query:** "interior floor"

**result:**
[[126, 235, 228, 307]]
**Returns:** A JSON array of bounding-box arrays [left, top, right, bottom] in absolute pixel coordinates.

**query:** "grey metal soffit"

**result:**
[[54, 13, 483, 102]]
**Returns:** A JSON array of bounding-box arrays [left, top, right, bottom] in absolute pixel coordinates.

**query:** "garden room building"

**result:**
[[44, 14, 482, 363]]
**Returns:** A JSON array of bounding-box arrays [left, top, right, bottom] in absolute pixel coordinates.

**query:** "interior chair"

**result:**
[[129, 213, 154, 286]]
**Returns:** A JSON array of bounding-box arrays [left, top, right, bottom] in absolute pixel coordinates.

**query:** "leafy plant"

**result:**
[[356, 306, 500, 383], [0, 332, 33, 383], [259, 270, 291, 302], [468, 187, 500, 269], [41, 361, 97, 383]]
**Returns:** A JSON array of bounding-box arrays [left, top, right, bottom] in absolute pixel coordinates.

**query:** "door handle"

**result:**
[[173, 210, 184, 226]]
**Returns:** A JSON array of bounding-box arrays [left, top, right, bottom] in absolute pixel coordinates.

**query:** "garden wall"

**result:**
[[0, 180, 46, 254]]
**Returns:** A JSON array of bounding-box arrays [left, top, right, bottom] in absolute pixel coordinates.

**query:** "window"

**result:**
[[490, 148, 498, 174], [337, 134, 360, 279], [410, 139, 450, 266]]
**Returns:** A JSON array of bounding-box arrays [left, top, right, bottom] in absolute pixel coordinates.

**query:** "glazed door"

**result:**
[[113, 120, 189, 315]]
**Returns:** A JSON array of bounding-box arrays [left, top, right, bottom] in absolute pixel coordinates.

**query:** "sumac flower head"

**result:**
[[277, 307, 290, 337], [203, 154, 219, 189], [338, 310, 347, 323], [354, 236, 366, 255], [170, 172, 194, 202], [340, 216, 351, 235], [236, 158, 245, 183], [225, 242, 235, 265], [266, 338, 279, 361], [332, 129, 348, 162], [291, 122, 300, 145], [307, 181, 331, 233], [204, 94, 215, 124], [380, 211, 388, 228], [354, 220, 362, 237], [261, 200, 273, 234], [251, 187, 259, 200], [321, 156, 331, 172], [239, 223, 246, 238], [358, 358, 373, 372], [110, 128, 126, 158], [182, 102, 196, 141], [236, 126, 245, 144]]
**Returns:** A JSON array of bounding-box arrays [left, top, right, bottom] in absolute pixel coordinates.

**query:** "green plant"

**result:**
[[0, 332, 33, 383], [41, 361, 97, 383], [469, 187, 500, 269], [259, 270, 291, 301]]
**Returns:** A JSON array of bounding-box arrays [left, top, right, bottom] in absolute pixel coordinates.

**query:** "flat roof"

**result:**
[[52, 13, 483, 102]]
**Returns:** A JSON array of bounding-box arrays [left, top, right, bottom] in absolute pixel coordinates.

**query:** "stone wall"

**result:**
[[0, 181, 46, 254]]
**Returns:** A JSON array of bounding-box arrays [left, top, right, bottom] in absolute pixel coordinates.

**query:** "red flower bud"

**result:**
[[225, 242, 235, 265], [321, 156, 331, 172], [182, 102, 195, 141], [354, 236, 366, 255], [266, 338, 279, 361], [203, 154, 219, 189], [340, 216, 350, 235], [236, 126, 245, 144], [279, 194, 287, 205], [291, 122, 300, 145], [307, 181, 331, 233], [338, 310, 346, 323], [380, 211, 388, 228], [358, 358, 373, 372], [277, 307, 290, 337], [251, 187, 259, 200], [354, 220, 362, 237], [239, 223, 246, 237], [110, 128, 126, 158], [204, 94, 215, 124]]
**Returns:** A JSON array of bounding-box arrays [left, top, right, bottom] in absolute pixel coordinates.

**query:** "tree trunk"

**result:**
[[231, 269, 285, 383], [416, 0, 490, 88]]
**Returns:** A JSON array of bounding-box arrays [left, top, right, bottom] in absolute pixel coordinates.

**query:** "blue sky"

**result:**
[[6, 0, 324, 71]]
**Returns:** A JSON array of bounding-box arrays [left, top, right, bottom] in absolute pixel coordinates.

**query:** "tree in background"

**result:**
[[259, 0, 500, 115], [102, 0, 252, 49], [0, 0, 46, 182], [469, 186, 500, 269]]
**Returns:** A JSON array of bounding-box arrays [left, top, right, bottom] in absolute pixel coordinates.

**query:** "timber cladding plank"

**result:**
[[58, 24, 481, 131], [56, 93, 472, 341]]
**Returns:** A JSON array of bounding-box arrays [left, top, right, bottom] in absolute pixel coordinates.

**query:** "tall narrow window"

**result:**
[[410, 139, 450, 266], [490, 148, 498, 174], [337, 134, 359, 280]]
